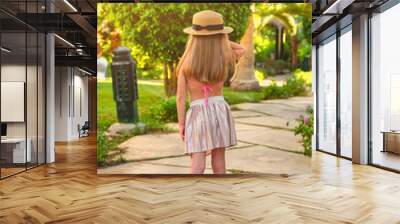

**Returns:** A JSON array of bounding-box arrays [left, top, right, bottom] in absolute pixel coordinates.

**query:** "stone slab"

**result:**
[[118, 133, 251, 161], [98, 145, 310, 175], [231, 110, 263, 119], [235, 115, 297, 130], [235, 123, 303, 153], [234, 102, 309, 121]]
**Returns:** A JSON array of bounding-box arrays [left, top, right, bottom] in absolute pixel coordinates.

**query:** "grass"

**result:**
[[97, 79, 165, 132], [223, 87, 265, 105], [97, 79, 171, 166]]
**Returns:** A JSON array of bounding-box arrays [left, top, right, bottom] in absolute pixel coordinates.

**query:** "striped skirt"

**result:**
[[184, 96, 237, 154]]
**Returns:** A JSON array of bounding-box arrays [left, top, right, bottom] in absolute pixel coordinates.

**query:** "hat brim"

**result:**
[[183, 26, 233, 36]]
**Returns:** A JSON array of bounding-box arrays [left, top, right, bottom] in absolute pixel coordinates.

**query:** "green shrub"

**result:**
[[293, 106, 313, 157], [294, 69, 312, 86], [150, 96, 178, 122], [97, 131, 107, 166], [147, 96, 189, 123], [285, 76, 308, 96], [263, 75, 309, 100], [255, 69, 267, 82], [97, 127, 146, 166], [263, 82, 289, 100]]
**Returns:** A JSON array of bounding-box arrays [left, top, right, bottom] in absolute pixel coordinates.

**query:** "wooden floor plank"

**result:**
[[0, 136, 399, 223]]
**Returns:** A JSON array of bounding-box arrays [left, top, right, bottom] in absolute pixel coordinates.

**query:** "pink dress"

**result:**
[[184, 81, 237, 154]]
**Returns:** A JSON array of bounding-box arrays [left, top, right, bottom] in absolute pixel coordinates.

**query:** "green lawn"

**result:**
[[97, 80, 165, 131], [223, 88, 265, 105]]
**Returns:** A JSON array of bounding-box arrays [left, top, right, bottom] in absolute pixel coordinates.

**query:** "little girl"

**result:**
[[176, 10, 245, 174]]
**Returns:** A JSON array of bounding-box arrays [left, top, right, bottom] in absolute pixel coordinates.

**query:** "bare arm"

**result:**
[[230, 41, 245, 59], [176, 69, 187, 140]]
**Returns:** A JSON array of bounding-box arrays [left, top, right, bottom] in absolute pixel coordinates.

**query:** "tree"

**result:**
[[230, 14, 261, 91], [98, 3, 250, 97], [97, 21, 121, 60]]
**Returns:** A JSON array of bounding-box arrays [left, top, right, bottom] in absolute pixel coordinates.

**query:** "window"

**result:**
[[0, 1, 46, 179], [370, 3, 400, 171], [317, 35, 337, 154], [339, 26, 352, 158]]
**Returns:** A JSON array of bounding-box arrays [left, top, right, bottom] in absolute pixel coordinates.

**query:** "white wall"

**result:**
[[1, 65, 30, 138], [54, 67, 89, 141], [1, 65, 25, 134], [55, 66, 69, 141]]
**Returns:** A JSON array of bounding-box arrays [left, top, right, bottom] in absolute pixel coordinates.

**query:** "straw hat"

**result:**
[[183, 10, 233, 36]]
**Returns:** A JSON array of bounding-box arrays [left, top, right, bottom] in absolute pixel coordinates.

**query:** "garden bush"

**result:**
[[147, 96, 189, 123], [97, 131, 108, 166], [285, 76, 308, 96], [263, 82, 290, 100], [255, 69, 267, 82], [97, 128, 143, 166], [263, 75, 309, 100], [293, 106, 313, 156], [294, 69, 312, 86]]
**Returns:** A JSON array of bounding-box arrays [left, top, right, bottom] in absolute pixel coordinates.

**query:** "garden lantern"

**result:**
[[111, 46, 139, 123]]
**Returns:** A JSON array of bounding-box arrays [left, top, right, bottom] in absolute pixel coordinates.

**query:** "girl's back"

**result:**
[[186, 78, 224, 102]]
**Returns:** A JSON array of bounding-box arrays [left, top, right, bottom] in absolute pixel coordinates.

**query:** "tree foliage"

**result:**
[[100, 3, 250, 62], [98, 3, 251, 96]]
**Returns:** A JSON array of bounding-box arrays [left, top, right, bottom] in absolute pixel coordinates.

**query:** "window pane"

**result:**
[[38, 32, 45, 165], [318, 36, 337, 154], [1, 30, 27, 177], [340, 28, 352, 158], [371, 3, 400, 171], [27, 31, 38, 169]]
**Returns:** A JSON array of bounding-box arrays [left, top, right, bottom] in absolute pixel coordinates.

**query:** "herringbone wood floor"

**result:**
[[1, 136, 400, 223]]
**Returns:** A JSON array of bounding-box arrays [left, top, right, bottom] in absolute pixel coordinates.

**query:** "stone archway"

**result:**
[[230, 14, 294, 91]]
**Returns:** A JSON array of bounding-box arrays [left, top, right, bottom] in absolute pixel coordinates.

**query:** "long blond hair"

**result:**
[[176, 34, 233, 83]]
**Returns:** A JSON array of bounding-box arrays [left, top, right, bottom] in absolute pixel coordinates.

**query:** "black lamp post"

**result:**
[[111, 46, 139, 123]]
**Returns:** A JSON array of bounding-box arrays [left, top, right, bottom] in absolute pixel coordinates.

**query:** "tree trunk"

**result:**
[[168, 63, 177, 97], [224, 63, 235, 87], [230, 14, 260, 91], [275, 27, 279, 60], [163, 62, 177, 97], [163, 63, 169, 96], [290, 35, 298, 69]]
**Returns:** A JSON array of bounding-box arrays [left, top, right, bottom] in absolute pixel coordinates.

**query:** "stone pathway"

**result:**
[[98, 96, 313, 175]]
